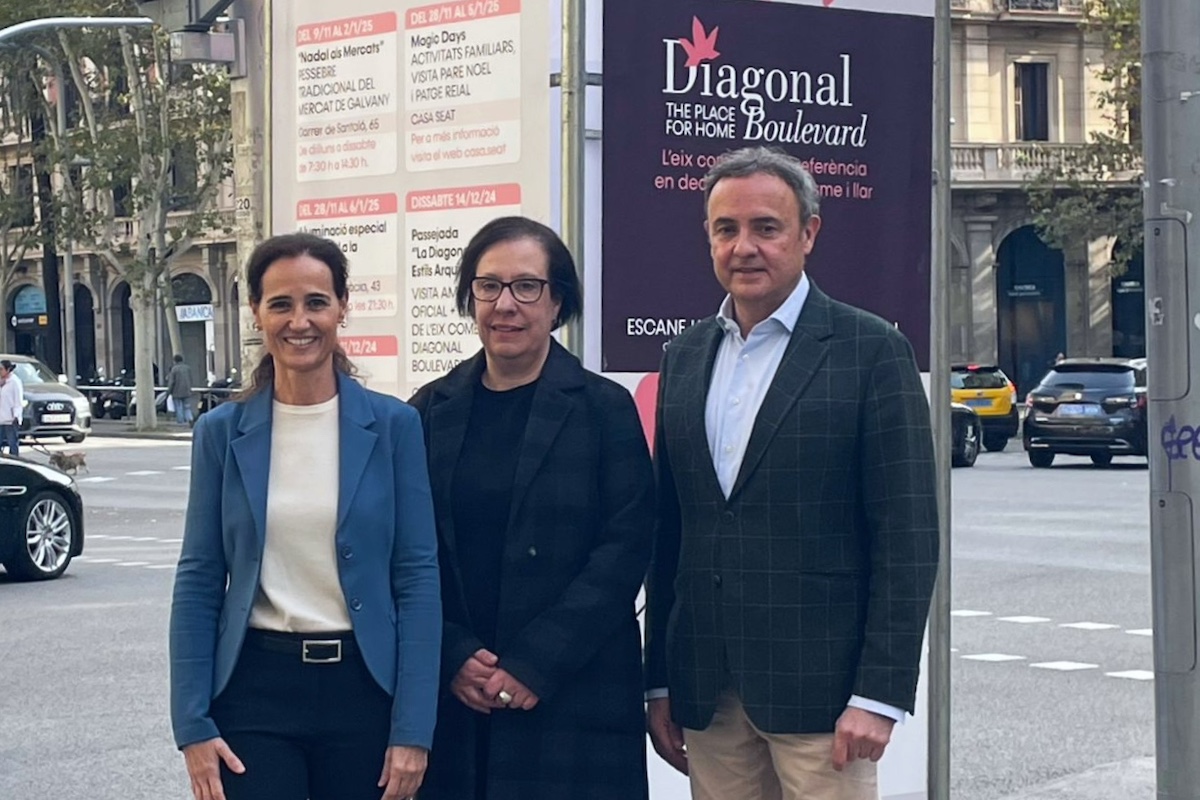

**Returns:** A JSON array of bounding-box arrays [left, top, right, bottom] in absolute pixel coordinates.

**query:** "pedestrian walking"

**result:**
[[169, 232, 442, 800], [409, 217, 654, 800], [166, 354, 195, 426], [0, 359, 24, 456], [645, 147, 939, 800]]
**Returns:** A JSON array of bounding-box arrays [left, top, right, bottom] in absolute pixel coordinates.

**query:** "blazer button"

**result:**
[[713, 574, 723, 587], [350, 598, 363, 611], [722, 511, 735, 523], [341, 546, 353, 559], [528, 546, 538, 558]]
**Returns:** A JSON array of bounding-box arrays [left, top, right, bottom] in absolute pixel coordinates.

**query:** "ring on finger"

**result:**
[[497, 690, 513, 705]]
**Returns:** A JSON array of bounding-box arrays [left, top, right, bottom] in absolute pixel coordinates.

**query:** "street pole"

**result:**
[[1143, 1, 1200, 797], [230, 0, 269, 381], [927, 0, 952, 797], [559, 0, 585, 357]]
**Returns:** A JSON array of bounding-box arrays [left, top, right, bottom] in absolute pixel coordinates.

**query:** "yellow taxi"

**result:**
[[951, 364, 1019, 452]]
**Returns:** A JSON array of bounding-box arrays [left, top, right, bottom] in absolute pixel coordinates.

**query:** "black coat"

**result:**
[[409, 341, 653, 800], [645, 284, 940, 735]]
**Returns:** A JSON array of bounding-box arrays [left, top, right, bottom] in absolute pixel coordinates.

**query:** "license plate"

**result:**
[[40, 413, 71, 423], [1057, 404, 1102, 417], [966, 398, 992, 408]]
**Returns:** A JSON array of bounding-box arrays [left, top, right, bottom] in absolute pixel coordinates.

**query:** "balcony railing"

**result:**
[[951, 0, 1085, 14], [951, 143, 1080, 184]]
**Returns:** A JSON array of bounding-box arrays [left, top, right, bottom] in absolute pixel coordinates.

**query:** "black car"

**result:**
[[1022, 358, 1147, 468], [952, 402, 982, 468], [0, 455, 85, 580]]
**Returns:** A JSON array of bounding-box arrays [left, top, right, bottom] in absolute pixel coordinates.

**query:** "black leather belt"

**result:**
[[245, 629, 358, 664]]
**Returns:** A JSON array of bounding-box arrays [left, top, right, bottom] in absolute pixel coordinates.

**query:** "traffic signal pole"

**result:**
[[1143, 1, 1200, 796]]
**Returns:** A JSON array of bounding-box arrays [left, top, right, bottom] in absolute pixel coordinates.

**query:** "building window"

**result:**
[[7, 165, 35, 228], [1014, 62, 1050, 142]]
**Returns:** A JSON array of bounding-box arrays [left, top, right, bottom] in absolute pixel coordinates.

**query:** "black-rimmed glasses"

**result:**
[[470, 277, 550, 304]]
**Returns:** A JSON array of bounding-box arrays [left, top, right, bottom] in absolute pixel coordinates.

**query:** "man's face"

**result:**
[[705, 172, 821, 319]]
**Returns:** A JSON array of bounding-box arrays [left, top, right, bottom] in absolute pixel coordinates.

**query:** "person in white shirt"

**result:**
[[0, 360, 24, 456]]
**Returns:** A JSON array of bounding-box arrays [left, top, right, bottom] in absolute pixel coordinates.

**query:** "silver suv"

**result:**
[[1, 354, 92, 444]]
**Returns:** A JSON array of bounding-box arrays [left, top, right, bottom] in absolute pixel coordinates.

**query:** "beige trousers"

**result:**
[[683, 691, 878, 800]]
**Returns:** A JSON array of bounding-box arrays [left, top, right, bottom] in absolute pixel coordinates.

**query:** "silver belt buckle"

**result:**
[[301, 639, 343, 664]]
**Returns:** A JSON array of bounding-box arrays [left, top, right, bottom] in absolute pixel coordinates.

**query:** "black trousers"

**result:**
[[210, 629, 392, 800]]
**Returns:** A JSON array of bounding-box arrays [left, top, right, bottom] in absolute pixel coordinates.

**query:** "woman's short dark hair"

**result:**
[[241, 232, 355, 398], [454, 217, 582, 330]]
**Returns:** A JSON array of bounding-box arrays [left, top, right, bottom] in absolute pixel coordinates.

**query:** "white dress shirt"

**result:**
[[650, 275, 904, 725], [0, 374, 23, 425]]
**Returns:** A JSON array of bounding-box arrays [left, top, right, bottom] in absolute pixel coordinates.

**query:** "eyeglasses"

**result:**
[[470, 277, 550, 304]]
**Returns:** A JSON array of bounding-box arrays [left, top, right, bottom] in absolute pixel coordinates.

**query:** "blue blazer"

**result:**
[[169, 373, 441, 750]]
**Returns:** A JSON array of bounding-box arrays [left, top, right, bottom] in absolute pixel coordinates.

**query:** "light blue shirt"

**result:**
[[699, 274, 905, 725]]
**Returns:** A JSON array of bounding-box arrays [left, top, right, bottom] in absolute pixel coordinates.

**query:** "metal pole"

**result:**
[[927, 0, 952, 797], [559, 0, 585, 357], [230, 0, 268, 382], [1144, 1, 1200, 797], [52, 58, 77, 386]]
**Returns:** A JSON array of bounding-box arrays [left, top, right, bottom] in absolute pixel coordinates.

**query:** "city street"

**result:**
[[0, 438, 1155, 799]]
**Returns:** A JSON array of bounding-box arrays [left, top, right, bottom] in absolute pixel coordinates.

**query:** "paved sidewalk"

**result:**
[[999, 757, 1154, 800], [88, 418, 193, 441]]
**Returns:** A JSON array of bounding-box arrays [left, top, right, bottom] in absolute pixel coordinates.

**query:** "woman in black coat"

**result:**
[[409, 217, 653, 800]]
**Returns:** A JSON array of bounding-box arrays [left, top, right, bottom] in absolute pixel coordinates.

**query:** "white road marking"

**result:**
[[961, 653, 1026, 662], [951, 610, 994, 617], [125, 470, 163, 476], [77, 477, 115, 483], [172, 466, 190, 471], [86, 558, 119, 563], [160, 538, 183, 543], [130, 536, 158, 542], [998, 616, 1052, 624], [114, 561, 150, 567], [145, 564, 176, 570], [1059, 622, 1120, 631], [1106, 670, 1154, 681], [1030, 661, 1098, 671], [1127, 629, 1153, 637], [105, 536, 134, 541]]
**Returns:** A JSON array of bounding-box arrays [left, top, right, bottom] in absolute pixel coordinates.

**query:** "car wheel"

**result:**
[[953, 420, 980, 468], [1029, 451, 1055, 468], [1091, 453, 1114, 467], [63, 434, 86, 444], [983, 434, 1008, 453], [6, 491, 75, 581]]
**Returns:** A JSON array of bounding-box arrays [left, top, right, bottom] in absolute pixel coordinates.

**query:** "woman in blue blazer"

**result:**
[[169, 233, 441, 800]]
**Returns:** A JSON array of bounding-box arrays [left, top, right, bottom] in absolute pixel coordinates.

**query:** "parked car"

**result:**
[[0, 354, 92, 443], [952, 402, 982, 468], [1022, 357, 1147, 468], [0, 454, 85, 580], [951, 364, 1019, 452]]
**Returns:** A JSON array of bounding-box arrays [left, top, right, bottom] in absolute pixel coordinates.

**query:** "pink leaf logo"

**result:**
[[679, 16, 720, 68], [824, 0, 836, 5]]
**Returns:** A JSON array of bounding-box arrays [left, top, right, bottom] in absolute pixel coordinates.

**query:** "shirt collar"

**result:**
[[716, 273, 810, 336]]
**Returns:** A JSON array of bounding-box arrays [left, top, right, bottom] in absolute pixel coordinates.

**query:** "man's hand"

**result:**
[[449, 648, 500, 713], [377, 745, 427, 800], [482, 668, 540, 711], [646, 697, 688, 775], [182, 737, 245, 800], [831, 707, 895, 771]]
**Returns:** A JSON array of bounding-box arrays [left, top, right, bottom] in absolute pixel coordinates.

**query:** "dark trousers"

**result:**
[[210, 630, 392, 800], [0, 423, 18, 456]]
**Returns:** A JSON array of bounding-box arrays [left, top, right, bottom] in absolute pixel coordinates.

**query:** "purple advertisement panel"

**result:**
[[601, 0, 934, 372]]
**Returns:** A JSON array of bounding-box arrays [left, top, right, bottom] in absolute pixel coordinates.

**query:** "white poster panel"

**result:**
[[274, 0, 551, 399]]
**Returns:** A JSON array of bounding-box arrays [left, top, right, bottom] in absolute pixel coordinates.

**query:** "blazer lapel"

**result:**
[[683, 319, 725, 456], [729, 285, 834, 500], [229, 388, 272, 548], [504, 342, 583, 533], [425, 352, 486, 557], [335, 374, 379, 530]]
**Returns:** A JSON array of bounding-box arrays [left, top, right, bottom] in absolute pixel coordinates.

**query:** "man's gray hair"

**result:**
[[703, 146, 821, 224]]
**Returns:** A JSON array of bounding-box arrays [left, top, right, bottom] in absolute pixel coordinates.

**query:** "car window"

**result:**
[[10, 360, 56, 384], [953, 370, 1008, 390], [1040, 368, 1135, 391]]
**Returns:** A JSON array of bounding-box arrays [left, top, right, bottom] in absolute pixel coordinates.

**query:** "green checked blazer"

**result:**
[[644, 282, 939, 735]]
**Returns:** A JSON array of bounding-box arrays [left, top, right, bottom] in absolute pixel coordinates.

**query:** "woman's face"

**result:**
[[251, 254, 347, 379], [473, 238, 562, 365]]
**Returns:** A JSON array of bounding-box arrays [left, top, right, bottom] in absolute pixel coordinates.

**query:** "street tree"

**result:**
[[0, 0, 232, 428], [1023, 0, 1142, 275]]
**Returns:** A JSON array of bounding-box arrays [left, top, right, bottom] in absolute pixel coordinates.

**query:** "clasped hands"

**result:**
[[450, 648, 540, 713]]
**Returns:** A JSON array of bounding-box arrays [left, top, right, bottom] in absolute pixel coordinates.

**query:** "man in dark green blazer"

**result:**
[[644, 147, 939, 800]]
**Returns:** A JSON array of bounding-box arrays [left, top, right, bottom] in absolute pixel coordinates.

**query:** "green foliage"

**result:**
[[1023, 0, 1142, 275]]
